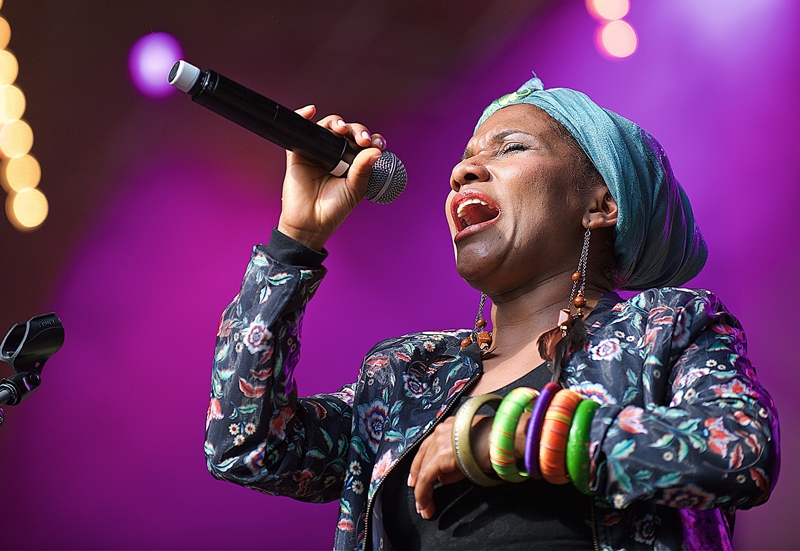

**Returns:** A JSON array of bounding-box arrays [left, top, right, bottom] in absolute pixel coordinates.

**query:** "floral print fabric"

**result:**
[[205, 245, 779, 551]]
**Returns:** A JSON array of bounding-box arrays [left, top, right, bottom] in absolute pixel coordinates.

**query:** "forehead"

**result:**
[[467, 104, 561, 151]]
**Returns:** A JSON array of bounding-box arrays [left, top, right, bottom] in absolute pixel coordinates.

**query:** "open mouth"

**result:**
[[451, 191, 501, 239]]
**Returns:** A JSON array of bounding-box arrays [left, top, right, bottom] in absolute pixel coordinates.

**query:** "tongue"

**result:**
[[461, 203, 499, 226]]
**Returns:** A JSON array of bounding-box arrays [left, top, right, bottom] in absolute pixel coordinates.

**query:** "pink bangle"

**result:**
[[523, 381, 560, 479]]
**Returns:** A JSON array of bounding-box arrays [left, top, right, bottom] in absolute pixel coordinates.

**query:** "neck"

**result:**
[[485, 271, 609, 359]]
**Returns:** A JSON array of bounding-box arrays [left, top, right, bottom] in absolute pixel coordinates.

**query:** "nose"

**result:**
[[450, 158, 490, 192]]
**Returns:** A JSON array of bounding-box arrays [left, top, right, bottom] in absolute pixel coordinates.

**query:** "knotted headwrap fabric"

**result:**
[[476, 76, 707, 290]]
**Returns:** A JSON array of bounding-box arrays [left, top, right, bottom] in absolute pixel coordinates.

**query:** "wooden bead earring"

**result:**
[[461, 292, 492, 352], [559, 224, 591, 336]]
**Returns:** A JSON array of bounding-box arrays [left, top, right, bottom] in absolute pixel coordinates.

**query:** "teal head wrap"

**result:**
[[476, 76, 707, 291]]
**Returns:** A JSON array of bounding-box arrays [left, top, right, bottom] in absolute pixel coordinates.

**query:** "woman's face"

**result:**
[[445, 104, 588, 296]]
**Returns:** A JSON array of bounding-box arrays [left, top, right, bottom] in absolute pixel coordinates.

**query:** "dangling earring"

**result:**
[[461, 292, 492, 352], [543, 223, 592, 384], [558, 224, 591, 337]]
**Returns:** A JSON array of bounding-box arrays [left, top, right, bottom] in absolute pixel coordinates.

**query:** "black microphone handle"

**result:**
[[169, 61, 407, 203], [189, 69, 358, 176]]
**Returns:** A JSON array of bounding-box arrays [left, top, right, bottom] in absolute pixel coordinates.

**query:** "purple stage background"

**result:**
[[0, 1, 798, 549]]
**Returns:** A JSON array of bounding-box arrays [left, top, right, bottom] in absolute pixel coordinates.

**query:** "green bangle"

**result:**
[[489, 387, 539, 482], [452, 394, 504, 487], [566, 399, 600, 495]]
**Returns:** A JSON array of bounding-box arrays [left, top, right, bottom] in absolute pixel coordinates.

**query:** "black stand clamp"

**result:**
[[0, 313, 64, 426]]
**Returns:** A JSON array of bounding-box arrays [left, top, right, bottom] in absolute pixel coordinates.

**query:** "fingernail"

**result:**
[[368, 154, 380, 167], [415, 502, 420, 514], [360, 130, 370, 141], [407, 474, 413, 486], [372, 136, 385, 149], [336, 119, 346, 127]]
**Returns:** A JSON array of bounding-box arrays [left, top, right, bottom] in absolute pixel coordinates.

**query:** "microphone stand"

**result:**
[[0, 313, 64, 428]]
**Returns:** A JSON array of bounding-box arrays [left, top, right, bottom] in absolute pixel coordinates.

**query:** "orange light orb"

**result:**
[[596, 20, 638, 59], [0, 119, 33, 157], [586, 0, 630, 21], [0, 84, 25, 122], [0, 17, 9, 50], [0, 49, 18, 85], [2, 154, 41, 191], [6, 187, 48, 230]]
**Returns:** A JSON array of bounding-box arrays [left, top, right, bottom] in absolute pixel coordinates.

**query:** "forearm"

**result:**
[[205, 230, 351, 501], [589, 295, 779, 510]]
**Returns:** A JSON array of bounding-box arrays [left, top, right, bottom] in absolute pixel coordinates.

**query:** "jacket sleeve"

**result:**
[[204, 231, 355, 503], [587, 289, 779, 511]]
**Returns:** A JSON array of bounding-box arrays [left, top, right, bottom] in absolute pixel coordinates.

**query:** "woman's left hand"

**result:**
[[408, 415, 492, 519]]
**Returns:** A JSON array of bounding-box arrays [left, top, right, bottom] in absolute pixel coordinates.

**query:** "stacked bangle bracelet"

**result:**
[[452, 393, 504, 487], [539, 388, 583, 484], [451, 385, 600, 493], [566, 398, 600, 494], [523, 381, 561, 479], [488, 387, 539, 482]]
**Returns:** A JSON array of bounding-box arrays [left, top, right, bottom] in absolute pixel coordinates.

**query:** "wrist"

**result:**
[[471, 416, 494, 472], [514, 412, 532, 459], [277, 220, 328, 252]]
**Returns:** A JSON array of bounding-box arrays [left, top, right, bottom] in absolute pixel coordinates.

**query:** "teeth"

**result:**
[[456, 198, 488, 219]]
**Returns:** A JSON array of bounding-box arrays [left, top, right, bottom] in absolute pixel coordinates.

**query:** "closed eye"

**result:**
[[498, 142, 529, 155]]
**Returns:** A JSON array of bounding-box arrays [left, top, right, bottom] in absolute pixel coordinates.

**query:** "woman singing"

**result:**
[[204, 76, 779, 550]]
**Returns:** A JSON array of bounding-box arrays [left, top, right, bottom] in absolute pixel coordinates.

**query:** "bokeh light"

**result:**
[[0, 83, 25, 122], [0, 0, 46, 230], [586, 0, 630, 21], [0, 119, 33, 157], [596, 19, 638, 58], [6, 187, 47, 230], [2, 154, 41, 192], [128, 32, 183, 98], [0, 16, 9, 50], [0, 49, 18, 84]]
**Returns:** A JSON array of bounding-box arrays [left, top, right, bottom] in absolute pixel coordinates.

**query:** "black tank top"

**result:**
[[381, 363, 596, 550]]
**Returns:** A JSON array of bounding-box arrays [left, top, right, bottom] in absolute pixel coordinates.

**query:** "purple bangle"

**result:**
[[524, 381, 561, 478]]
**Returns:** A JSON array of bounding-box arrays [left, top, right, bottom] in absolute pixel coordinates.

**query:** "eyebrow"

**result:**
[[461, 129, 537, 161]]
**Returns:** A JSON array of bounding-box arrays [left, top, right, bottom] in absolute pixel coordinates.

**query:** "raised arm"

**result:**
[[205, 108, 385, 501]]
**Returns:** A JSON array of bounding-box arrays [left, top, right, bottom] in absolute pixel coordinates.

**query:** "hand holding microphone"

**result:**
[[169, 60, 406, 250], [278, 105, 387, 251], [168, 61, 406, 204]]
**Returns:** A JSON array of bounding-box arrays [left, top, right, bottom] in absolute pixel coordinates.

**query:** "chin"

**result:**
[[455, 250, 498, 291]]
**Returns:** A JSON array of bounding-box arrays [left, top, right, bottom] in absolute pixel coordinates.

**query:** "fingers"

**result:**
[[316, 114, 386, 150], [411, 438, 439, 520], [277, 107, 385, 250], [407, 420, 464, 520], [348, 147, 382, 187], [294, 104, 317, 120]]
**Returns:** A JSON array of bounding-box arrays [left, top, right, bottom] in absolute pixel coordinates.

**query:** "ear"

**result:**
[[582, 187, 618, 230]]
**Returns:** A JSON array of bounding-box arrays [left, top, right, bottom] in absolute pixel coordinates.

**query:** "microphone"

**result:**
[[168, 61, 406, 204]]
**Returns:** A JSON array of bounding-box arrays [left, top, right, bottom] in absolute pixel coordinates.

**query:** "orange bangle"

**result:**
[[539, 388, 583, 484]]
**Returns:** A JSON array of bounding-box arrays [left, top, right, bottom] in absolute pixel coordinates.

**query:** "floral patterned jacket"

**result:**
[[205, 239, 779, 551]]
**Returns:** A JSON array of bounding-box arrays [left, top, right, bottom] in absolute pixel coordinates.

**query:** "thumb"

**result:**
[[346, 148, 382, 198]]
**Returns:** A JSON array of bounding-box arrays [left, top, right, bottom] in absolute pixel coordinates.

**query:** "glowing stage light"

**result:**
[[2, 154, 40, 192], [0, 16, 9, 50], [6, 187, 48, 230], [0, 83, 25, 122], [128, 32, 183, 98], [586, 0, 630, 21], [596, 20, 638, 59], [0, 0, 45, 231], [0, 49, 18, 85], [0, 119, 33, 157]]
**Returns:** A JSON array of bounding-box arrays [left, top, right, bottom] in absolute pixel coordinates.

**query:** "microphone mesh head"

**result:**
[[366, 151, 407, 204]]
